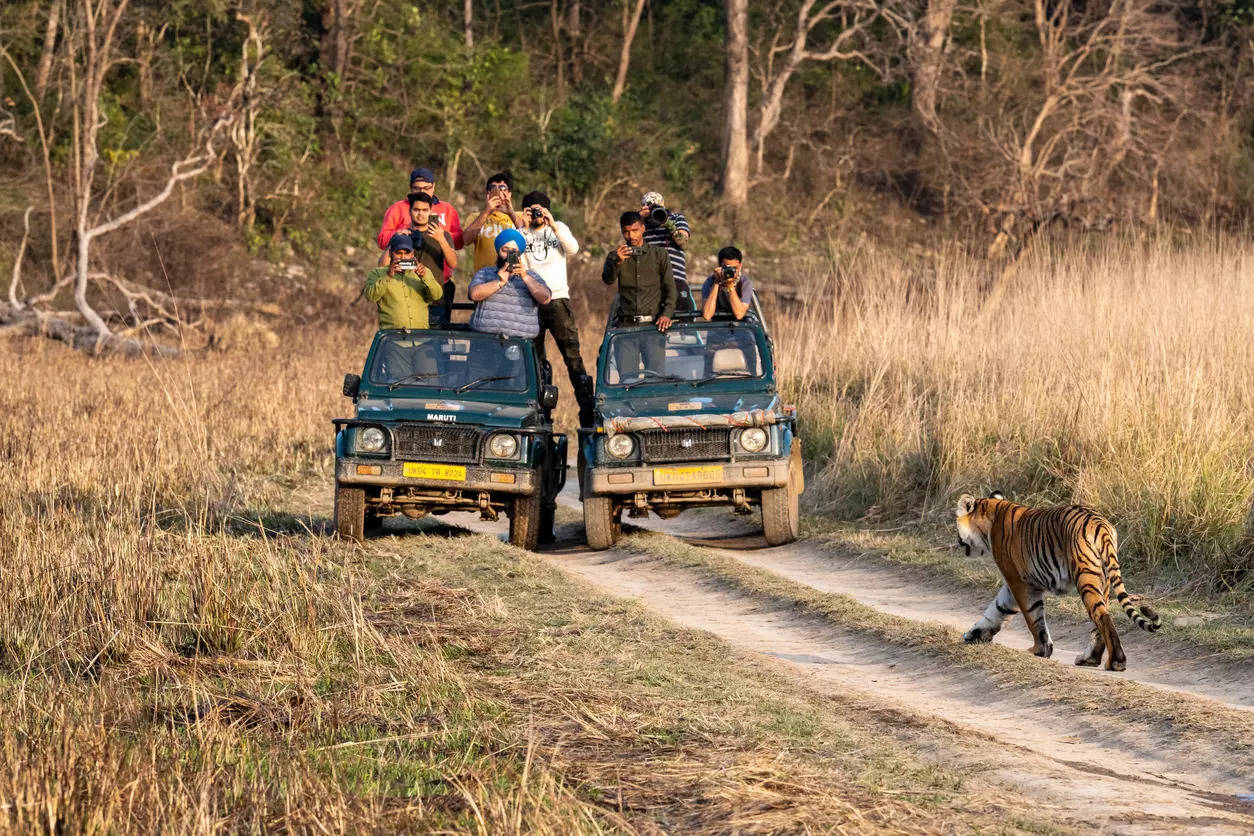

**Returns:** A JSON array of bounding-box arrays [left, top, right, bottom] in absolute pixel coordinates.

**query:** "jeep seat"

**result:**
[[711, 347, 748, 374]]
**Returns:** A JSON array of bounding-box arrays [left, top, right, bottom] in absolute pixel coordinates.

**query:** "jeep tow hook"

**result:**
[[477, 492, 499, 522]]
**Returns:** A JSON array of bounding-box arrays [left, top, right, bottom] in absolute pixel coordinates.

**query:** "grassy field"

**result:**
[[768, 236, 1254, 592], [0, 329, 1053, 831]]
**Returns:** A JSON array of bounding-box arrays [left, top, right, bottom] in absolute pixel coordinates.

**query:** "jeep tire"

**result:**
[[334, 485, 366, 543], [509, 491, 542, 551], [584, 495, 621, 550], [761, 472, 799, 546]]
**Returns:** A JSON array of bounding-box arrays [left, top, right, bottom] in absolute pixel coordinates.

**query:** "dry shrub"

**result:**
[[773, 235, 1254, 588]]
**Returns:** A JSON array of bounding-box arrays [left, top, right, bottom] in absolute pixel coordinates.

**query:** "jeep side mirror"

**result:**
[[540, 384, 559, 411], [343, 373, 361, 399]]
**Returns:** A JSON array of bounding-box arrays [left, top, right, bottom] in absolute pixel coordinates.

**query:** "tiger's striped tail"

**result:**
[[1100, 525, 1161, 633]]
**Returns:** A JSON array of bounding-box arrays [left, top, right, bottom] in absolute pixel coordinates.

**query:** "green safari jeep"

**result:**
[[334, 326, 566, 550], [579, 314, 803, 549]]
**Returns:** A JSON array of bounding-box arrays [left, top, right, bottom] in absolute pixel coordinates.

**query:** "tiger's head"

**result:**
[[955, 491, 1005, 557]]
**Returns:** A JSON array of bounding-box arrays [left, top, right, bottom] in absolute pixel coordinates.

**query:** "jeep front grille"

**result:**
[[638, 428, 731, 463], [393, 425, 480, 463]]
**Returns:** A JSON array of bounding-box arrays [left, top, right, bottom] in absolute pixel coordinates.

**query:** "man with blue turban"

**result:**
[[468, 228, 552, 338]]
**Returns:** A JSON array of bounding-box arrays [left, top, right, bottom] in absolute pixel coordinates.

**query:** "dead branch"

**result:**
[[8, 207, 34, 310]]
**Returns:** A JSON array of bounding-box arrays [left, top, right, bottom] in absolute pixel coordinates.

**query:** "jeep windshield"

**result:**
[[367, 331, 533, 393], [602, 323, 765, 389]]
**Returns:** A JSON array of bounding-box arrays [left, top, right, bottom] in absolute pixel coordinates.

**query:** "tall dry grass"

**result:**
[[773, 236, 1254, 588]]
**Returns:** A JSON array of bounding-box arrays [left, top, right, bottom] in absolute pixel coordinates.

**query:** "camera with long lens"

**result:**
[[648, 205, 669, 225], [721, 265, 736, 279]]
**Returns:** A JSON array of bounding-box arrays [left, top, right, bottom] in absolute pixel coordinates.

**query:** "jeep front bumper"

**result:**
[[336, 458, 537, 495], [585, 457, 791, 495]]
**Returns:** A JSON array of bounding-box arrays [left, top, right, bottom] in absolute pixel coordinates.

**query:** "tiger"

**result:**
[[954, 491, 1161, 671]]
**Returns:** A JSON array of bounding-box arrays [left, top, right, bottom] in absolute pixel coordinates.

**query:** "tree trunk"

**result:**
[[550, 0, 565, 100], [720, 0, 749, 207], [35, 0, 63, 100], [464, 0, 474, 48], [911, 0, 956, 134], [567, 1, 582, 82], [611, 0, 647, 104]]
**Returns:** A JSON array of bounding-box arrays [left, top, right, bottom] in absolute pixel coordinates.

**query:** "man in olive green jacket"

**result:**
[[364, 232, 444, 329], [602, 211, 677, 380], [364, 233, 445, 383]]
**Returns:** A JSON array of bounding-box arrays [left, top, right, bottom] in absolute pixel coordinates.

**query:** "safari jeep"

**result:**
[[334, 326, 566, 550], [579, 313, 803, 549]]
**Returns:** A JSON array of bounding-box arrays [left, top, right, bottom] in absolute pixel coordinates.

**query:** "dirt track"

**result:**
[[451, 476, 1254, 833]]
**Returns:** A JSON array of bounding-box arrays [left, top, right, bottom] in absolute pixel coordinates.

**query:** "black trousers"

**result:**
[[536, 298, 594, 425]]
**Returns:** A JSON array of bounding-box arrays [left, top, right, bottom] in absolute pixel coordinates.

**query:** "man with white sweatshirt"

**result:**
[[520, 190, 594, 427]]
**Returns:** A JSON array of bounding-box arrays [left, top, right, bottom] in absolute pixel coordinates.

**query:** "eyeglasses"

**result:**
[[488, 183, 509, 192]]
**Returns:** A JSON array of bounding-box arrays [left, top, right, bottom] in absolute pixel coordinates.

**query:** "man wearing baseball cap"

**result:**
[[375, 166, 464, 279], [363, 232, 444, 330], [640, 190, 692, 311]]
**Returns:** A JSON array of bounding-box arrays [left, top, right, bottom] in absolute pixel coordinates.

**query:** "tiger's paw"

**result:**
[[963, 626, 995, 644], [1074, 653, 1102, 667], [1105, 657, 1127, 672], [1031, 641, 1054, 658]]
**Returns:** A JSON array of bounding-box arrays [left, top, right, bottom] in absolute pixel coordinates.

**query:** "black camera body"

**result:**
[[721, 265, 737, 279], [648, 206, 669, 226], [627, 245, 646, 257]]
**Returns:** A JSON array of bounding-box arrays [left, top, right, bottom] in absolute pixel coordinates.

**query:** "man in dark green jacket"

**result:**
[[602, 211, 676, 381], [602, 211, 677, 330]]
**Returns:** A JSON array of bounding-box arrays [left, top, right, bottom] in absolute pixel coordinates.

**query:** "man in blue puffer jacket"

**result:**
[[469, 229, 552, 338]]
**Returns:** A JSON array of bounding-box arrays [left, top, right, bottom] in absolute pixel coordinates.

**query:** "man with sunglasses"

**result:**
[[375, 166, 463, 279], [462, 171, 526, 272]]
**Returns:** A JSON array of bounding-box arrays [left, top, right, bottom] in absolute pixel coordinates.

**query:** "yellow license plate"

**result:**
[[653, 465, 723, 486], [403, 462, 466, 481]]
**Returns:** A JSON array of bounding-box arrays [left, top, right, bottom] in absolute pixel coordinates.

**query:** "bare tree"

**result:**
[[228, 12, 268, 233], [465, 0, 474, 48], [64, 0, 234, 342], [721, 0, 749, 207], [909, 0, 956, 134], [750, 0, 890, 174], [35, 0, 64, 100], [611, 0, 647, 104]]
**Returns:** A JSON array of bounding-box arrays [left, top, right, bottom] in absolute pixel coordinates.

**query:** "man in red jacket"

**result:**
[[375, 167, 464, 280]]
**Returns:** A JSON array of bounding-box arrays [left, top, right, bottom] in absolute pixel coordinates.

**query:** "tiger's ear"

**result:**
[[957, 493, 976, 516], [990, 490, 1005, 500]]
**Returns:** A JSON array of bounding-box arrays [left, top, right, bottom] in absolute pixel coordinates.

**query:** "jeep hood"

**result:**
[[598, 391, 779, 422], [355, 396, 539, 428]]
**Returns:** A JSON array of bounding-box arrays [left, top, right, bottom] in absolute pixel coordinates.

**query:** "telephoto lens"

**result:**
[[649, 206, 669, 225]]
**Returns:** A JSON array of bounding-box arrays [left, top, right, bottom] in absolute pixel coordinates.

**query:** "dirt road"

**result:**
[[453, 478, 1254, 833]]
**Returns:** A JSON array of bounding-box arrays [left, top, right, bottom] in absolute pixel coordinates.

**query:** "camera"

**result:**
[[397, 258, 418, 271], [505, 251, 521, 266], [721, 265, 736, 279], [648, 206, 669, 225], [627, 246, 646, 257]]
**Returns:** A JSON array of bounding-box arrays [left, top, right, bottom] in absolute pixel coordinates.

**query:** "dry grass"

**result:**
[[0, 327, 1038, 831], [768, 235, 1254, 591]]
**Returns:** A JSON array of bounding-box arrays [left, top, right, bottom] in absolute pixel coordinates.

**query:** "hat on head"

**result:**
[[410, 167, 435, 185], [641, 191, 665, 208], [494, 228, 527, 254], [388, 232, 415, 252]]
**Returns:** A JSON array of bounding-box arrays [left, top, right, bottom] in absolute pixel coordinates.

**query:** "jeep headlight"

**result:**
[[606, 433, 635, 459], [487, 432, 519, 459], [358, 426, 387, 453], [738, 427, 768, 453]]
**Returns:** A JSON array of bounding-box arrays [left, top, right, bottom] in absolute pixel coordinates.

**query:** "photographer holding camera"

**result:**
[[701, 246, 755, 321], [468, 229, 552, 339], [602, 211, 677, 332], [408, 192, 458, 324], [363, 233, 444, 330], [376, 166, 463, 278], [462, 171, 526, 272], [640, 190, 691, 306], [519, 191, 594, 426]]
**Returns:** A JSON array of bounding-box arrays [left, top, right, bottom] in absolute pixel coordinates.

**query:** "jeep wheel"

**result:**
[[584, 495, 621, 550], [761, 481, 799, 546], [334, 485, 366, 543], [509, 492, 542, 551]]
